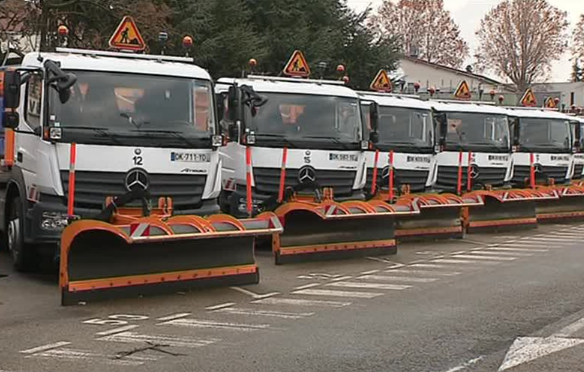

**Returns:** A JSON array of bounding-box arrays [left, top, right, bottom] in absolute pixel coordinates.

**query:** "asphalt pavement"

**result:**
[[1, 223, 584, 372]]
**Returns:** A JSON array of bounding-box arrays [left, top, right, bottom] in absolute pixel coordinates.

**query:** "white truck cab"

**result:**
[[1, 48, 222, 268], [358, 93, 436, 194], [506, 107, 574, 186], [432, 101, 513, 192], [216, 76, 368, 217]]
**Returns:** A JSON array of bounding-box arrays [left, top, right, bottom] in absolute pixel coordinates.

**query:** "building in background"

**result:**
[[531, 82, 584, 111]]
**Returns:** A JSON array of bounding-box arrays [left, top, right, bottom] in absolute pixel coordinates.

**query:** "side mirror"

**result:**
[[509, 116, 520, 146], [216, 94, 225, 123], [227, 85, 239, 122], [2, 111, 19, 129], [228, 124, 239, 142], [369, 102, 379, 132], [434, 112, 448, 146], [2, 70, 21, 109], [369, 131, 379, 144]]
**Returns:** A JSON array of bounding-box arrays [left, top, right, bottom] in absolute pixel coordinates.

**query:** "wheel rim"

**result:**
[[8, 218, 19, 258]]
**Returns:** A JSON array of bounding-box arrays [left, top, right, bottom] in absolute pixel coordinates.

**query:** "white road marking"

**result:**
[[96, 325, 139, 336], [366, 257, 405, 266], [212, 307, 314, 319], [488, 247, 548, 253], [550, 232, 583, 237], [159, 318, 270, 331], [360, 269, 381, 275], [294, 283, 321, 290], [525, 237, 575, 242], [326, 281, 411, 290], [498, 337, 584, 371], [358, 275, 438, 283], [252, 297, 351, 308], [329, 276, 353, 282], [555, 316, 584, 338], [20, 341, 71, 354], [442, 356, 484, 372], [230, 287, 280, 299], [292, 288, 384, 299], [410, 263, 462, 270], [205, 302, 236, 311], [452, 254, 517, 261], [156, 313, 191, 321], [28, 348, 157, 366], [433, 259, 498, 265], [385, 268, 461, 276], [97, 331, 219, 348], [468, 250, 533, 257]]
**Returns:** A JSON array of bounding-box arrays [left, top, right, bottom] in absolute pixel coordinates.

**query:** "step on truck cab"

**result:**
[[432, 101, 547, 232], [507, 107, 584, 222], [0, 46, 281, 305], [216, 70, 413, 264]]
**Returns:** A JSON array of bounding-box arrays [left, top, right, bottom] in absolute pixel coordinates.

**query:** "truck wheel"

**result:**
[[8, 197, 37, 272]]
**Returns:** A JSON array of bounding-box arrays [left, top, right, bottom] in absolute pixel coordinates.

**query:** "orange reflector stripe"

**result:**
[[538, 212, 584, 219], [467, 218, 537, 228], [396, 226, 462, 237], [279, 239, 396, 256], [67, 264, 257, 292]]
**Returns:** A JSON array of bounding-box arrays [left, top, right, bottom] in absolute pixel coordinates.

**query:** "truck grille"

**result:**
[[253, 167, 356, 197], [512, 165, 569, 185], [436, 166, 507, 191], [573, 164, 584, 180], [365, 168, 429, 193], [60, 171, 207, 210]]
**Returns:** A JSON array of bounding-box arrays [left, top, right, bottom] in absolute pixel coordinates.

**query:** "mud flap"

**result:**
[[272, 201, 414, 265], [537, 186, 584, 223], [60, 214, 282, 306]]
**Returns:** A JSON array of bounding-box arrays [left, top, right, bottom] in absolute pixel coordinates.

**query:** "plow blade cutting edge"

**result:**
[[59, 213, 283, 306], [464, 189, 556, 233], [272, 200, 418, 264], [536, 185, 584, 223], [395, 194, 483, 241]]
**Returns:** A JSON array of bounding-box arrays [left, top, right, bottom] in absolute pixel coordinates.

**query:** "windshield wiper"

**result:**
[[466, 142, 509, 152], [58, 126, 124, 146], [302, 135, 353, 150], [255, 134, 298, 149], [130, 129, 199, 148]]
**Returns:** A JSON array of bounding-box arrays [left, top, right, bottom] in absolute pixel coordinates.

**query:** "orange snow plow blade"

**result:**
[[392, 193, 483, 241], [463, 188, 557, 233], [59, 207, 282, 306], [272, 195, 418, 265], [536, 185, 584, 223]]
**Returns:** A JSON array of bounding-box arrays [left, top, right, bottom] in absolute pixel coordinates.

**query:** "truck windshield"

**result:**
[[445, 112, 510, 152], [518, 118, 571, 152], [248, 93, 362, 150], [377, 107, 433, 151], [49, 71, 215, 148]]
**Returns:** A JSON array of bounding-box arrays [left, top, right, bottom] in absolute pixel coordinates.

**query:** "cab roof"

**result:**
[[358, 92, 433, 111], [217, 77, 359, 99], [21, 49, 211, 81], [430, 100, 509, 115], [505, 107, 572, 120]]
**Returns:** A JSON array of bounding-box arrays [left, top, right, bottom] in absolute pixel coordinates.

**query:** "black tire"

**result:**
[[8, 197, 37, 272]]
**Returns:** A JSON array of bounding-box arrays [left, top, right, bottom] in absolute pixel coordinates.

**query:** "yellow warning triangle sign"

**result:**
[[109, 16, 146, 51], [454, 80, 471, 100], [283, 51, 311, 77], [520, 88, 537, 107], [545, 97, 557, 109], [370, 70, 392, 93]]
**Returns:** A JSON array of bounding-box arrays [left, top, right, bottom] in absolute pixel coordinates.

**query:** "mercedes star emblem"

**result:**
[[381, 166, 391, 179], [469, 164, 480, 180], [125, 168, 150, 191], [534, 164, 544, 174], [298, 166, 316, 183]]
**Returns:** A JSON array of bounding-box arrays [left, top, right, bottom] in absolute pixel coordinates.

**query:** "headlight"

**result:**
[[41, 212, 76, 231]]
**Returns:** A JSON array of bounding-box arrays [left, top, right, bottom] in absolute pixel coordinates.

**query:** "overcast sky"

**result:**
[[347, 0, 584, 82]]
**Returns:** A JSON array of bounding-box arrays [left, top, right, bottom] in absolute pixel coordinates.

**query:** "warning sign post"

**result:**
[[520, 88, 537, 107], [109, 16, 146, 51], [283, 51, 311, 77], [453, 80, 471, 100], [370, 70, 392, 93]]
